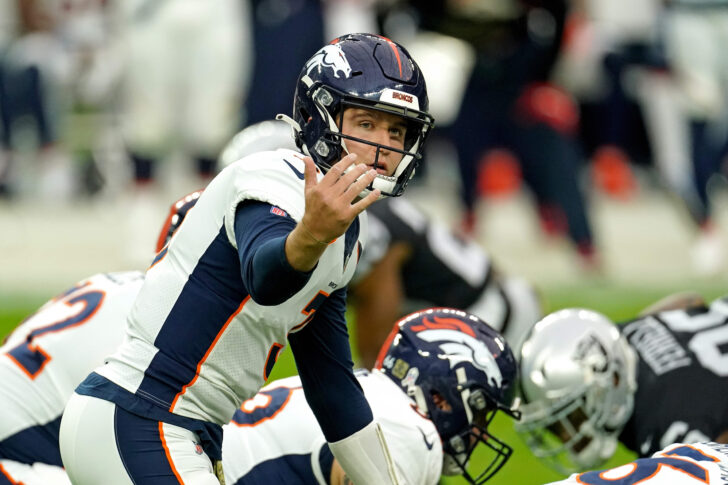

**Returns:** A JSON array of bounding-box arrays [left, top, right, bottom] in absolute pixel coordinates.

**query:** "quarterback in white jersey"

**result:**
[[0, 271, 144, 484], [548, 442, 728, 485], [60, 33, 435, 485], [222, 307, 522, 485], [219, 119, 542, 370]]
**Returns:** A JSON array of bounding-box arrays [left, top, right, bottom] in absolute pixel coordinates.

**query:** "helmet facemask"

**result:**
[[287, 79, 434, 198], [515, 341, 635, 474], [427, 370, 521, 485]]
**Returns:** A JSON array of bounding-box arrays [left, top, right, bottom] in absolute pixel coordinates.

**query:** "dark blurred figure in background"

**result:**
[[0, 0, 91, 200], [243, 0, 378, 127], [378, 0, 599, 270], [557, 0, 728, 275], [243, 0, 325, 127]]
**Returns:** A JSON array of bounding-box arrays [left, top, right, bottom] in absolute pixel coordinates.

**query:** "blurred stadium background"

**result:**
[[2, 0, 728, 484]]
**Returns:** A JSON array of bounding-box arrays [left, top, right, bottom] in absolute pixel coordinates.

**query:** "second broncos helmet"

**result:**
[[375, 308, 521, 484], [155, 191, 202, 253]]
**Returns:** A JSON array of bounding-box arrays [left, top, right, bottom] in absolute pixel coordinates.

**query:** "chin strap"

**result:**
[[328, 421, 401, 485]]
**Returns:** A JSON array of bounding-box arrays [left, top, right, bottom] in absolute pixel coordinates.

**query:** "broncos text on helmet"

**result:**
[[374, 307, 521, 484], [278, 33, 435, 198], [515, 309, 638, 474]]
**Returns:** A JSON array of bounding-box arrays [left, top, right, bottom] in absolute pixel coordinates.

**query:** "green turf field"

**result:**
[[1, 281, 725, 484]]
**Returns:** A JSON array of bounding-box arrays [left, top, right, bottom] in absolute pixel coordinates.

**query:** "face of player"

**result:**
[[339, 107, 408, 177]]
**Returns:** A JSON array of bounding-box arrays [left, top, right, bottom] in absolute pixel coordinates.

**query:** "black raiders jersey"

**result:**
[[354, 197, 509, 319], [618, 296, 728, 456]]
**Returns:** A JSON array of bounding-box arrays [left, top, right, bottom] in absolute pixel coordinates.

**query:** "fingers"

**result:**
[[302, 156, 318, 191], [351, 186, 381, 214], [336, 164, 371, 195], [319, 153, 358, 189], [343, 168, 377, 200]]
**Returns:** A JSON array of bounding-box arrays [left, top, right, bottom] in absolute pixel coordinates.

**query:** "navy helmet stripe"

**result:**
[[138, 225, 248, 407]]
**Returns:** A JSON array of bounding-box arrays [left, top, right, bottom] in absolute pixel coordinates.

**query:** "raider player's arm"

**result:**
[[350, 241, 411, 368], [638, 291, 707, 317], [288, 289, 401, 485]]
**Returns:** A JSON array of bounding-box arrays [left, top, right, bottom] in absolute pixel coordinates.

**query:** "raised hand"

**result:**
[[285, 154, 380, 272], [301, 153, 379, 243]]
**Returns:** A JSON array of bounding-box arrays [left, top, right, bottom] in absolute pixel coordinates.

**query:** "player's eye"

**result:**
[[389, 127, 405, 140]]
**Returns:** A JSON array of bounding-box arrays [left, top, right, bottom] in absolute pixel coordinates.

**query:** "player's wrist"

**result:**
[[300, 219, 334, 246], [285, 227, 327, 272]]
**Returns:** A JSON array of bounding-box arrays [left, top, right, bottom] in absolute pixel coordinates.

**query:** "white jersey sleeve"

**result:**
[[548, 442, 728, 485], [222, 371, 442, 485], [0, 271, 143, 459]]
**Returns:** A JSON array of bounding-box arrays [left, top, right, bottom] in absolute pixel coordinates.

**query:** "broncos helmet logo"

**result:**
[[305, 44, 352, 79], [416, 329, 504, 388]]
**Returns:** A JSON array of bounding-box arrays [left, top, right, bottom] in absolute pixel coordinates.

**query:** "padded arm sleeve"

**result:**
[[328, 421, 402, 485]]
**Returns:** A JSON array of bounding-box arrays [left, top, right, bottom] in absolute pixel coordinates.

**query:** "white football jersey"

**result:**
[[222, 370, 442, 485], [549, 442, 728, 485], [96, 149, 368, 425], [0, 272, 143, 453]]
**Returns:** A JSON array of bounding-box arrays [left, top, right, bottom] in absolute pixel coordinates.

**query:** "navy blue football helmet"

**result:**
[[375, 307, 521, 484], [278, 33, 435, 197]]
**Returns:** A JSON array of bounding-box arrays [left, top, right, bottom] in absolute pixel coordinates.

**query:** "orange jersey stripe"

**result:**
[[170, 296, 251, 412], [159, 421, 184, 484]]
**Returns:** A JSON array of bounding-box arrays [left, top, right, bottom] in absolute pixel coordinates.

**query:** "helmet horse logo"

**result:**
[[305, 44, 352, 79], [416, 327, 504, 388]]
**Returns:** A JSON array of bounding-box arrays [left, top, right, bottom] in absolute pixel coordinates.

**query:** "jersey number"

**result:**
[[660, 301, 728, 376], [231, 386, 298, 427], [577, 445, 717, 484], [5, 287, 105, 379]]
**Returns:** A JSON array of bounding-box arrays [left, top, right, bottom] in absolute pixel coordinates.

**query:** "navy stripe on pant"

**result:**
[[114, 406, 182, 484]]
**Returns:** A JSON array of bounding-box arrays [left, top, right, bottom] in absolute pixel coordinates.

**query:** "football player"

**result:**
[[0, 192, 201, 485], [221, 307, 522, 485], [546, 442, 728, 485], [59, 33, 435, 485], [0, 271, 143, 485], [515, 297, 728, 475], [219, 119, 543, 369]]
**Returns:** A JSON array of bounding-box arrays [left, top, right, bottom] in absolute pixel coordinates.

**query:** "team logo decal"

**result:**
[[414, 319, 503, 387], [305, 45, 352, 79], [573, 334, 609, 372]]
